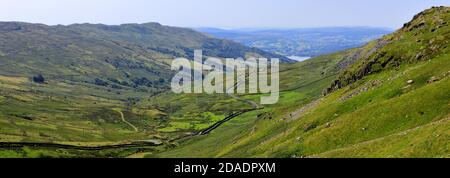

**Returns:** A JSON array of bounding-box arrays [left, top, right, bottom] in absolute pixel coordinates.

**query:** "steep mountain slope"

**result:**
[[156, 6, 450, 158], [326, 6, 449, 93], [197, 27, 391, 57]]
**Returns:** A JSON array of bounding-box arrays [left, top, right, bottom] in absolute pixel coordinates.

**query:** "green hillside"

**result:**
[[155, 6, 450, 158]]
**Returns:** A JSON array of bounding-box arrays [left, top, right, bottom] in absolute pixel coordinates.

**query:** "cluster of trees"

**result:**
[[32, 74, 45, 83]]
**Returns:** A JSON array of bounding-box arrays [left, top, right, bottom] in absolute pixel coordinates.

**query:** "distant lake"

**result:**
[[288, 56, 311, 62]]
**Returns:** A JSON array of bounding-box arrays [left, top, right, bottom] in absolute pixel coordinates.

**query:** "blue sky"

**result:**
[[0, 0, 448, 29]]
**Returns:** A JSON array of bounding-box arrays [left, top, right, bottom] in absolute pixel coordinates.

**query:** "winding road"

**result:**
[[113, 109, 139, 132], [198, 68, 264, 135], [225, 78, 261, 109]]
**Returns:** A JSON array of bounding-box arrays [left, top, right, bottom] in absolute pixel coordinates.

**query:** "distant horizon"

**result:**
[[194, 26, 395, 31], [0, 20, 396, 31], [1, 0, 448, 29]]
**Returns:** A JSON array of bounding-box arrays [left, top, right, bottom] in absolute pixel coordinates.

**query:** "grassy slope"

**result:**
[[153, 51, 352, 157], [156, 7, 450, 158], [156, 43, 450, 159]]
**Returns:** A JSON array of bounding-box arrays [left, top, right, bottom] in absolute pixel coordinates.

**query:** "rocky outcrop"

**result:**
[[338, 80, 382, 102], [324, 6, 450, 95]]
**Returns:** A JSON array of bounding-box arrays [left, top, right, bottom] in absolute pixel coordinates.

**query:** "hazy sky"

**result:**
[[0, 0, 448, 29]]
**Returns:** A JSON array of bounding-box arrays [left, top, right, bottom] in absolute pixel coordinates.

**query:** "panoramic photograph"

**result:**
[[0, 0, 448, 165]]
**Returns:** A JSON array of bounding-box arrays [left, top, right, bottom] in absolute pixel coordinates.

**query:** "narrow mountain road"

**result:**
[[226, 80, 261, 110], [198, 109, 257, 135], [198, 70, 263, 135], [113, 109, 139, 132]]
